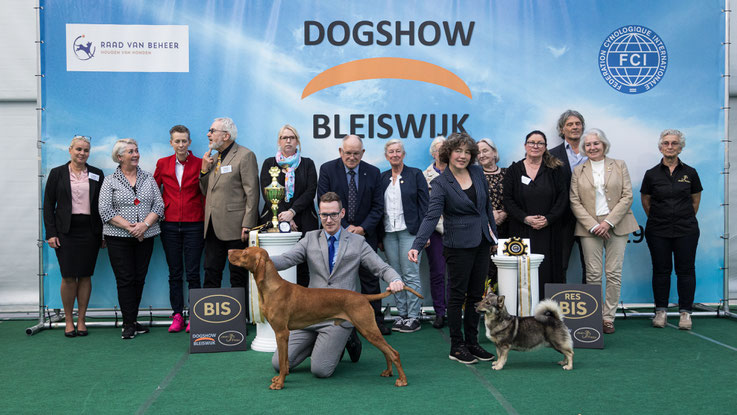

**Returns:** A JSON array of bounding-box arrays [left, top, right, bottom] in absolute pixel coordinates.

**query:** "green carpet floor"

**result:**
[[2, 316, 736, 414]]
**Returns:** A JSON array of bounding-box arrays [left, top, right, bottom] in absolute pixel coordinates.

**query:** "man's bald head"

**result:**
[[339, 135, 364, 169]]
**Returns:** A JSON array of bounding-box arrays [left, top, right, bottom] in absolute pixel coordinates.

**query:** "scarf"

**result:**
[[275, 150, 301, 202]]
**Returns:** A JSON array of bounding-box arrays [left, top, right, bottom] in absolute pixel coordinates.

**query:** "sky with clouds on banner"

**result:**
[[41, 0, 724, 306]]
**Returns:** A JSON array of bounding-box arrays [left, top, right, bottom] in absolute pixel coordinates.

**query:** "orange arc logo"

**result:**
[[194, 337, 215, 342], [302, 57, 472, 99]]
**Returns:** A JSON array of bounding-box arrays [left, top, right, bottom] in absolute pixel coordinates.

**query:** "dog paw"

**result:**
[[380, 369, 393, 377], [562, 365, 573, 370], [269, 382, 284, 390], [557, 360, 565, 366], [395, 378, 408, 387], [491, 363, 503, 370]]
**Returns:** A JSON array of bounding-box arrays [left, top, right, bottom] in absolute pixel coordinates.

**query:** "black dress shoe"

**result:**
[[76, 329, 88, 337], [432, 314, 445, 329], [345, 328, 362, 363], [378, 323, 391, 336], [64, 329, 77, 338]]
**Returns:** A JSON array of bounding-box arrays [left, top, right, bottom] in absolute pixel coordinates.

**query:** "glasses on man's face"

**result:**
[[208, 128, 226, 134], [526, 141, 546, 148], [319, 212, 341, 220], [342, 151, 362, 158]]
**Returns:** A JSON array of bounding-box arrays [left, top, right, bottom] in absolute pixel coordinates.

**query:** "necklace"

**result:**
[[484, 166, 500, 174]]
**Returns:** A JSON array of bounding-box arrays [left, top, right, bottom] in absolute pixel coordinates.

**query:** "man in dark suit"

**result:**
[[317, 135, 389, 334], [200, 117, 259, 290], [549, 109, 587, 283]]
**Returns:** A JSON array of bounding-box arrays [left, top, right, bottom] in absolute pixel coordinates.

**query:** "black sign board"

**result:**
[[545, 284, 604, 349], [189, 288, 248, 353]]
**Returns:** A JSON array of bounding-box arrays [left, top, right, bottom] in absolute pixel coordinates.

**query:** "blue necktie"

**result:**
[[347, 170, 357, 223], [328, 235, 336, 274]]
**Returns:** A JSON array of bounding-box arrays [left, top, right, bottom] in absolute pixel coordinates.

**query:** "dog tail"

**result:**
[[534, 299, 565, 324], [364, 286, 424, 301]]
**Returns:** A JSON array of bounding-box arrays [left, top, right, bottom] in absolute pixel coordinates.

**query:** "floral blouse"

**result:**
[[484, 168, 507, 211]]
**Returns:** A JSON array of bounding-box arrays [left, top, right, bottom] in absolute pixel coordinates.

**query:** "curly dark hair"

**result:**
[[438, 132, 478, 165]]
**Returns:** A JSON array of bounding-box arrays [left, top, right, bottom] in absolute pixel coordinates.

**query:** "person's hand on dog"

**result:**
[[388, 279, 405, 293], [407, 248, 419, 263]]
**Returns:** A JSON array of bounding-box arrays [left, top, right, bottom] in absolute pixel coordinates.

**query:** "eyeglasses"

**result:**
[[208, 128, 227, 134], [661, 141, 681, 147], [279, 136, 297, 141], [319, 212, 341, 220], [525, 141, 546, 148], [342, 151, 362, 157]]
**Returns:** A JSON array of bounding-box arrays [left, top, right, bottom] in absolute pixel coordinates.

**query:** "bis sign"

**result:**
[[545, 284, 604, 349], [189, 288, 248, 353]]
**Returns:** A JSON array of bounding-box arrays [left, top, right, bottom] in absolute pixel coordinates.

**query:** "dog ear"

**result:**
[[252, 255, 266, 283], [497, 295, 505, 308]]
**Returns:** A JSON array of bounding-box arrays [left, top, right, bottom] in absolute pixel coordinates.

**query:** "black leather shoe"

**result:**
[[64, 329, 77, 338], [76, 329, 88, 337], [432, 314, 445, 329], [345, 328, 362, 363], [378, 323, 391, 336]]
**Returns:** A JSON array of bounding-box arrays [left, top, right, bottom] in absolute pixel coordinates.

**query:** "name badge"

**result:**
[[88, 173, 100, 182], [521, 176, 531, 185], [220, 165, 232, 174]]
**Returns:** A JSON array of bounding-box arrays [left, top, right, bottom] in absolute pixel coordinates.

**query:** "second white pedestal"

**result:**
[[492, 254, 545, 317]]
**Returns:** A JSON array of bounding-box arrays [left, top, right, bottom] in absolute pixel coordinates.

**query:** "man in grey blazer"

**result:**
[[270, 192, 404, 378], [200, 117, 259, 290]]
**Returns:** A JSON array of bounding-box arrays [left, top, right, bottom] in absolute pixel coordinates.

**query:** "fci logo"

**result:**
[[598, 25, 667, 94]]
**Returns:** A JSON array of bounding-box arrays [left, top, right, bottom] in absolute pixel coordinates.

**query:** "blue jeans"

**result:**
[[383, 229, 422, 319], [160, 221, 204, 315]]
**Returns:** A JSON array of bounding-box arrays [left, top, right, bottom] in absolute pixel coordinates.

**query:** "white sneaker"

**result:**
[[678, 312, 692, 330], [652, 310, 667, 328]]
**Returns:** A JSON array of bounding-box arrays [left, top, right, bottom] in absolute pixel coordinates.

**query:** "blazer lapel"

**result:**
[[583, 160, 595, 188], [333, 229, 350, 275], [443, 169, 474, 210], [355, 162, 367, 209], [319, 231, 331, 276], [212, 143, 238, 188], [471, 169, 484, 213], [86, 164, 99, 203], [604, 158, 614, 185], [61, 162, 72, 202]]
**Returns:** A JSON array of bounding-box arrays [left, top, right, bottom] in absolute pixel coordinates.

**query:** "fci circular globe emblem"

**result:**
[[598, 25, 667, 94]]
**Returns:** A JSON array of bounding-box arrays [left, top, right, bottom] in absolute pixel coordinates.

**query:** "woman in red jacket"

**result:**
[[154, 125, 205, 333]]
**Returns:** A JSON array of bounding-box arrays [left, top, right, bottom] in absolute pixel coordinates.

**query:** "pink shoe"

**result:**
[[186, 321, 190, 333], [168, 313, 185, 333]]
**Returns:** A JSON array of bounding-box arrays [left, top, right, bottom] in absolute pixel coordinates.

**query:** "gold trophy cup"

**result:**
[[264, 166, 286, 232]]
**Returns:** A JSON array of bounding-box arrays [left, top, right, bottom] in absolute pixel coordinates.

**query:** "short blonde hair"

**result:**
[[111, 138, 138, 163], [384, 139, 404, 154], [429, 136, 445, 156], [70, 135, 91, 148]]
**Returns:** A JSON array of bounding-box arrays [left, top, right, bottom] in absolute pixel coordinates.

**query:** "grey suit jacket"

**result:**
[[199, 142, 259, 240], [271, 229, 400, 292]]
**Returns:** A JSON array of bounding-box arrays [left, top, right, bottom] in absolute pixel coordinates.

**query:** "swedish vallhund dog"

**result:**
[[475, 292, 574, 370]]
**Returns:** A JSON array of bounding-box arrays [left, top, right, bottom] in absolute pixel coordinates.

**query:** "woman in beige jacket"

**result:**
[[569, 128, 639, 334]]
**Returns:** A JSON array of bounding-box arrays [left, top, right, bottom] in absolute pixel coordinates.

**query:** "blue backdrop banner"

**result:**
[[40, 0, 724, 309]]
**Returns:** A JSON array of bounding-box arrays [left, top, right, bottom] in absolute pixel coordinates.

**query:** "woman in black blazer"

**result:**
[[409, 132, 498, 364], [379, 139, 429, 333], [43, 135, 104, 337], [258, 124, 319, 286]]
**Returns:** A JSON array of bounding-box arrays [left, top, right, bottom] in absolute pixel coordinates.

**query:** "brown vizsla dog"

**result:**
[[228, 246, 423, 390]]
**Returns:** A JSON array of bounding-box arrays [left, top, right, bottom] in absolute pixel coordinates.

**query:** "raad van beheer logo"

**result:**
[[599, 25, 667, 94], [72, 34, 96, 60]]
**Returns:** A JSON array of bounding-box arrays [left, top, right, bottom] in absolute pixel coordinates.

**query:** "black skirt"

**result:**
[[54, 215, 100, 278]]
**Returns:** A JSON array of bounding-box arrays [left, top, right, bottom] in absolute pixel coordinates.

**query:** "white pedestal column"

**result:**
[[249, 232, 302, 353], [492, 254, 545, 317]]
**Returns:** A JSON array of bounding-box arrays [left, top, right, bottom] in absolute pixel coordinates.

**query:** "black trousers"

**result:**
[[560, 215, 587, 283], [106, 236, 155, 325], [160, 221, 204, 315], [203, 224, 248, 290], [646, 231, 699, 312], [443, 239, 491, 346]]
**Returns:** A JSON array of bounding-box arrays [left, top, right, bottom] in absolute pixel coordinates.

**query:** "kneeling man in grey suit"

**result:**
[[270, 192, 404, 378]]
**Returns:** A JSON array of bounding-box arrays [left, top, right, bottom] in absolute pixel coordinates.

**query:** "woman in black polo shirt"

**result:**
[[641, 129, 702, 330]]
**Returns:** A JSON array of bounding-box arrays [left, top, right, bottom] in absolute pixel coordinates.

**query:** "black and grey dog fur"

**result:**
[[475, 292, 574, 370]]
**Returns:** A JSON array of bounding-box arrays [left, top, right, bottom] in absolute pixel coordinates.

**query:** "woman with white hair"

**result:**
[[380, 139, 429, 333], [477, 137, 507, 288], [43, 135, 104, 337], [99, 138, 164, 339], [422, 136, 449, 328], [569, 128, 639, 334], [641, 129, 702, 330]]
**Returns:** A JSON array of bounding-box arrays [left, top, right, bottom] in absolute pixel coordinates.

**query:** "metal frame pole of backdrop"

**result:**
[[24, 1, 736, 335]]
